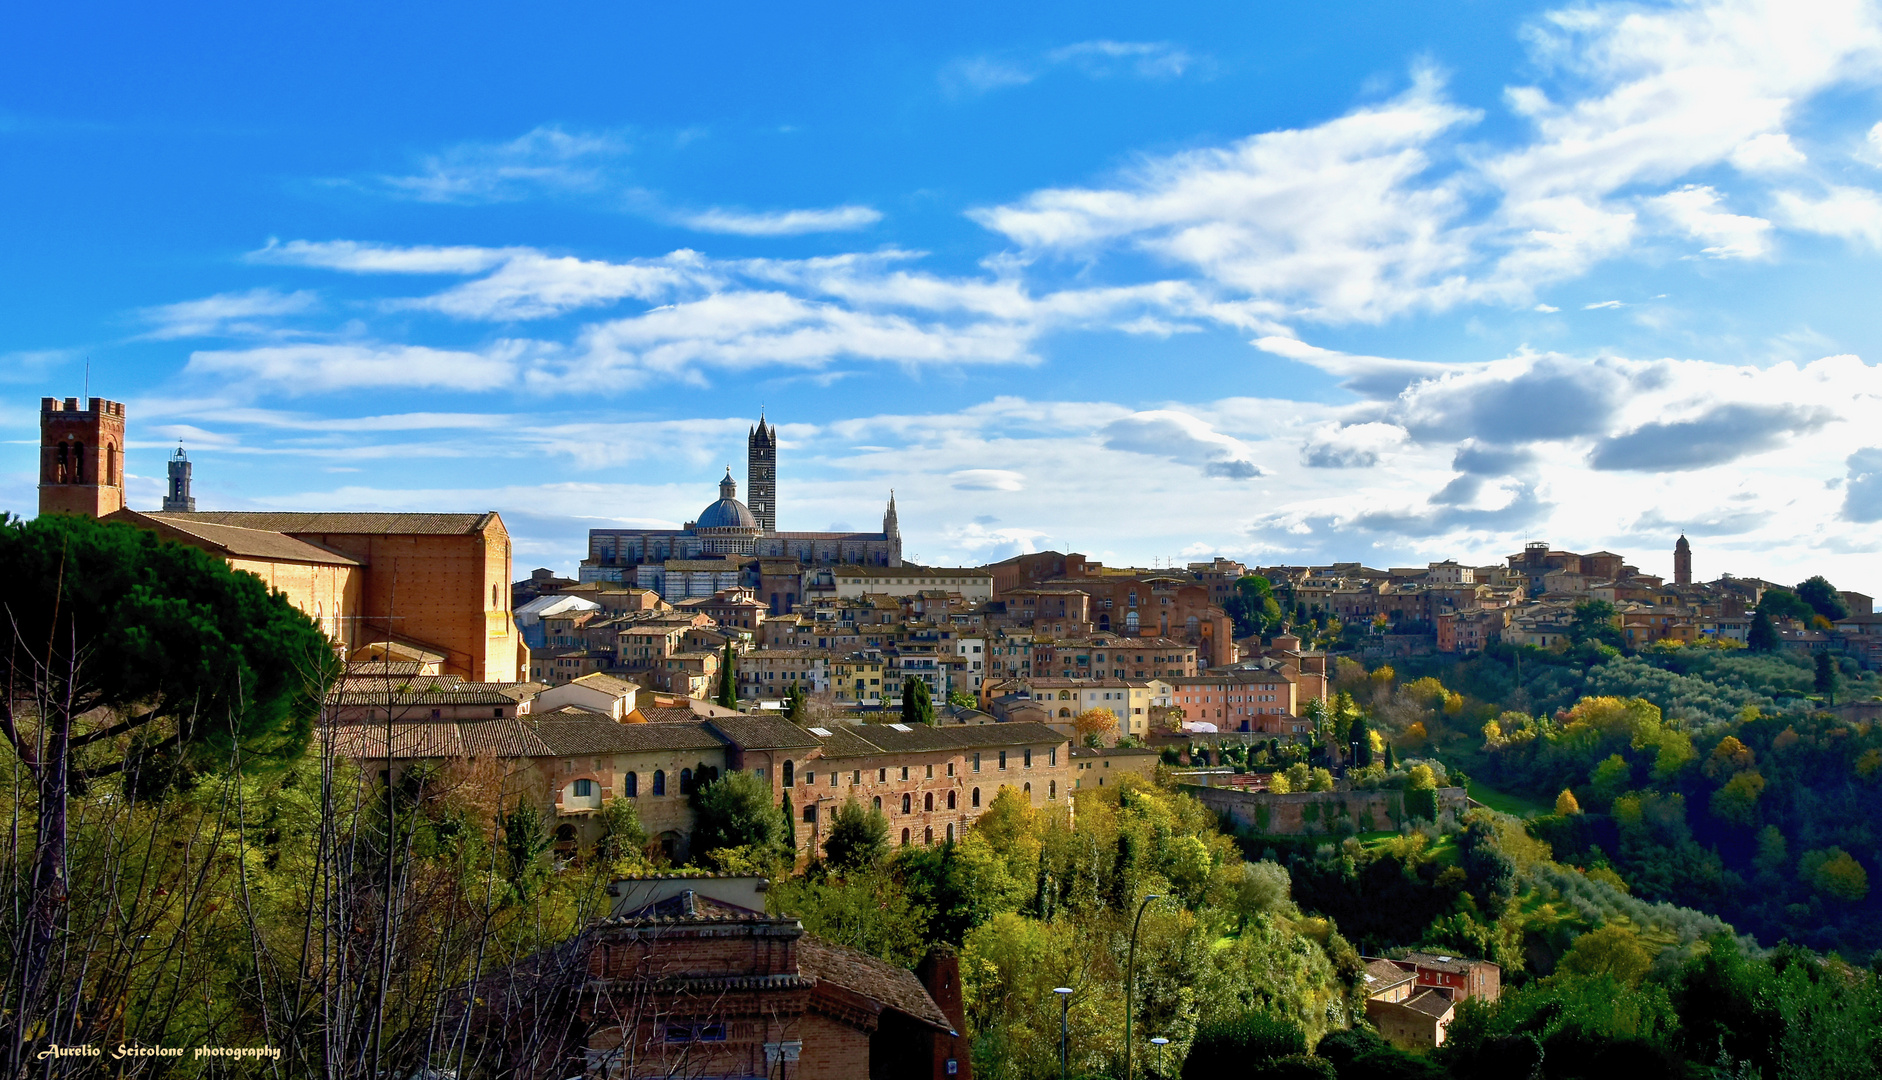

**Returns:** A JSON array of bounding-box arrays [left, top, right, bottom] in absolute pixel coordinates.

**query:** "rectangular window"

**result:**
[[1049, 747, 1057, 766], [999, 751, 1007, 770], [925, 764, 934, 779], [947, 762, 956, 777], [804, 771, 815, 785], [1024, 748, 1033, 768], [901, 766, 910, 781], [973, 753, 981, 772]]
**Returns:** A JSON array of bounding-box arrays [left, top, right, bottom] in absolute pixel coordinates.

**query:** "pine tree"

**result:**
[[716, 641, 739, 708], [1383, 743, 1397, 771]]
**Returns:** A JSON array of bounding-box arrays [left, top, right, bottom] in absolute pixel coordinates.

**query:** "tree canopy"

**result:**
[[0, 513, 335, 784], [901, 676, 933, 726]]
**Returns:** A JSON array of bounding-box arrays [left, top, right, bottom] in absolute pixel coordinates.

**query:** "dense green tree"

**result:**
[[784, 681, 807, 721], [690, 769, 786, 859], [1570, 599, 1625, 649], [823, 799, 890, 871], [716, 641, 739, 708], [1747, 611, 1778, 651], [1181, 1012, 1306, 1078], [1795, 575, 1850, 621], [1756, 588, 1815, 623], [1226, 575, 1285, 637], [901, 676, 933, 725], [0, 513, 335, 1040], [781, 792, 797, 855], [1815, 650, 1837, 702], [1349, 713, 1374, 768]]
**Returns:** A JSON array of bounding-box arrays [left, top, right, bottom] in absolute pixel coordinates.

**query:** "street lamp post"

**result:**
[[1150, 1036, 1170, 1079], [1123, 894, 1161, 1080], [1053, 986, 1073, 1080]]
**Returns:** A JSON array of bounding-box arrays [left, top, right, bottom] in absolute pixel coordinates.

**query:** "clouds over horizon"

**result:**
[[48, 0, 1882, 588]]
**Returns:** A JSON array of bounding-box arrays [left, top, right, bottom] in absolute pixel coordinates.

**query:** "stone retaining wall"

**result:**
[[1187, 784, 1468, 837]]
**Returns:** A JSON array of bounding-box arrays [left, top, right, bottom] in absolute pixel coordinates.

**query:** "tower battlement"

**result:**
[[39, 396, 127, 518]]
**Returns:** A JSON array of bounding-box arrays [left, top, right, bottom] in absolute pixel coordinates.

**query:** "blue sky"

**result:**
[[5, 0, 1882, 593]]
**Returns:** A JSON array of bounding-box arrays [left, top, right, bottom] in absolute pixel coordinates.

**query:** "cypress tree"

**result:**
[[1349, 713, 1374, 768], [1384, 743, 1397, 771], [716, 641, 739, 708], [1748, 611, 1778, 653], [902, 676, 933, 725], [780, 793, 797, 857]]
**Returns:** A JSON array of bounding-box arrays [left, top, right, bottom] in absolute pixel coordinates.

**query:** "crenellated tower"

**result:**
[[39, 396, 126, 518], [747, 413, 776, 534]]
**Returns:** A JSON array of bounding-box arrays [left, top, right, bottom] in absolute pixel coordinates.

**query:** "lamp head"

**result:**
[[1150, 1038, 1169, 1046], [1052, 986, 1074, 996]]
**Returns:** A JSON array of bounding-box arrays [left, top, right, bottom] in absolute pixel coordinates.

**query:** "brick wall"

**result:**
[[1188, 784, 1469, 836]]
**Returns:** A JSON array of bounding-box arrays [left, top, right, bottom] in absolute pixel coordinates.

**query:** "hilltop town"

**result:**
[[17, 396, 1882, 1077]]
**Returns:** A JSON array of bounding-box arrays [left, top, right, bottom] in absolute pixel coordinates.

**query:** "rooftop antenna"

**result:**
[[84, 358, 90, 401]]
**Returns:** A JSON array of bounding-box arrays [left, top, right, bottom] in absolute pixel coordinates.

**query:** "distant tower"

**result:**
[[38, 396, 126, 518], [883, 490, 900, 543], [747, 413, 776, 535], [1674, 534, 1692, 586], [163, 444, 196, 512]]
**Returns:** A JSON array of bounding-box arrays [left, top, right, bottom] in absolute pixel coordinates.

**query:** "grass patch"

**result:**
[[1468, 780, 1551, 819]]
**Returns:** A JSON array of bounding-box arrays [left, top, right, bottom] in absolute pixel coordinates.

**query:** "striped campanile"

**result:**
[[747, 412, 777, 535]]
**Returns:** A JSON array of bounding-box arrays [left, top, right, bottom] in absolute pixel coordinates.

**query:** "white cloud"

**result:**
[[949, 468, 1026, 491], [1534, 303, 1560, 312], [974, 74, 1481, 323], [365, 125, 633, 204], [250, 239, 513, 275], [184, 342, 524, 395], [680, 205, 883, 236], [942, 40, 1196, 95], [394, 251, 707, 320], [137, 288, 319, 339], [1300, 421, 1408, 468], [1584, 299, 1624, 309], [1774, 185, 1882, 248], [1648, 185, 1774, 258], [1045, 40, 1193, 79], [1731, 131, 1808, 171], [1100, 409, 1267, 479]]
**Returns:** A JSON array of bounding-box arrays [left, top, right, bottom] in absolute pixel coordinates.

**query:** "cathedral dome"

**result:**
[[697, 469, 760, 531]]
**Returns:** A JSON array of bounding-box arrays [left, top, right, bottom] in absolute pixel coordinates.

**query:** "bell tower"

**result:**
[[163, 444, 196, 512], [39, 397, 126, 518], [1673, 533, 1692, 586], [747, 413, 776, 535]]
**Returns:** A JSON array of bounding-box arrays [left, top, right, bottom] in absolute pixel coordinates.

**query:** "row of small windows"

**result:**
[[584, 773, 1058, 806]]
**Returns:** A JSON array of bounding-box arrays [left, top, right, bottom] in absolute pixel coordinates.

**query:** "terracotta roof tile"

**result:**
[[534, 718, 728, 755], [796, 937, 952, 1031], [151, 510, 498, 536]]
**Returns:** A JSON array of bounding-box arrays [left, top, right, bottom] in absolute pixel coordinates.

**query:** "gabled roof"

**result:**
[[151, 510, 498, 536], [109, 509, 361, 566], [706, 715, 824, 750], [797, 937, 953, 1031], [328, 718, 553, 759], [534, 718, 728, 755]]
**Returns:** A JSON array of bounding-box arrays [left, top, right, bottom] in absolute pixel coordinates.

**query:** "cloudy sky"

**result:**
[[5, 0, 1882, 592]]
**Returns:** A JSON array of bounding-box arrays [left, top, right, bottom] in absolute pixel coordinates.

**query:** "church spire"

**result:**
[[883, 489, 899, 539], [747, 412, 776, 534]]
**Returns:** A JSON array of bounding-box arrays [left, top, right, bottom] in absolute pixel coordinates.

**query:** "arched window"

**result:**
[[946, 823, 955, 843], [105, 444, 115, 485], [1126, 611, 1140, 632], [1098, 613, 1110, 631], [680, 768, 694, 795], [901, 793, 912, 814], [782, 760, 794, 787], [924, 826, 934, 845], [901, 828, 911, 846], [1186, 615, 1200, 636], [873, 795, 882, 812], [652, 770, 666, 796], [1049, 780, 1057, 799], [1024, 782, 1032, 796], [625, 771, 638, 797], [924, 792, 934, 812], [971, 788, 981, 807], [1058, 690, 1071, 700], [72, 442, 85, 483], [1058, 708, 1071, 717], [491, 584, 499, 608], [947, 791, 957, 810]]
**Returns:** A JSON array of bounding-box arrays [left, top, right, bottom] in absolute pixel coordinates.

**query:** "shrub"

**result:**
[[1182, 1012, 1307, 1078]]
